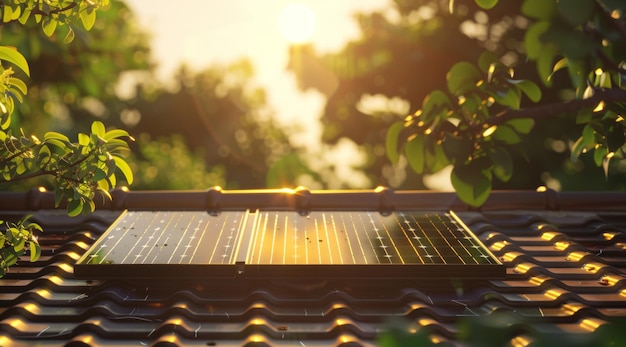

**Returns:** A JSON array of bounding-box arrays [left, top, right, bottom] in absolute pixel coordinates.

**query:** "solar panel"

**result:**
[[74, 210, 504, 279]]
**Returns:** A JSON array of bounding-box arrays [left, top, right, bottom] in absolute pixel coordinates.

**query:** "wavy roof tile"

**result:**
[[1, 188, 626, 346]]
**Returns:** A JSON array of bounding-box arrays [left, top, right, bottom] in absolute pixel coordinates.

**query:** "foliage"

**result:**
[[385, 0, 626, 206], [0, 0, 134, 276], [291, 0, 626, 203], [128, 134, 226, 190], [379, 311, 626, 346], [129, 62, 304, 189], [0, 215, 41, 277]]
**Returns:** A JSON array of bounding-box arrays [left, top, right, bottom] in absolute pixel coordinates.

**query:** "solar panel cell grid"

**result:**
[[75, 210, 503, 279]]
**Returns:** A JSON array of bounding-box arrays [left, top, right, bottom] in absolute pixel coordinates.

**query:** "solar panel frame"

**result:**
[[74, 210, 504, 279]]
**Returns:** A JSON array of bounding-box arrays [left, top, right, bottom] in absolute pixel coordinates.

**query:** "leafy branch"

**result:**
[[0, 0, 131, 277], [387, 0, 626, 207]]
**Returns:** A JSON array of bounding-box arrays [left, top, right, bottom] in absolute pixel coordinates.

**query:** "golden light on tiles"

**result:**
[[566, 252, 587, 262], [541, 231, 561, 241], [580, 318, 606, 332], [75, 210, 504, 279]]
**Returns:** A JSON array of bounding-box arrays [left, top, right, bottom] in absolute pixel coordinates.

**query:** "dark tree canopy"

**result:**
[[289, 0, 626, 205]]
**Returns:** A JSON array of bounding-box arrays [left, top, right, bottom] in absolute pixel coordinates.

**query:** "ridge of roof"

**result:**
[[1, 187, 626, 212]]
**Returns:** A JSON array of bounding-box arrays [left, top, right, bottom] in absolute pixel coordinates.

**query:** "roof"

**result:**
[[1, 188, 626, 346]]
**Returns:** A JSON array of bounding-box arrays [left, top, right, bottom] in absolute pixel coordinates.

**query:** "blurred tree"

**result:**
[[127, 61, 313, 189], [290, 0, 626, 204], [3, 0, 151, 136]]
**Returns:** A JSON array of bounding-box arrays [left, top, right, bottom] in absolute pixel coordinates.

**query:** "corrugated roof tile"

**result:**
[[1, 190, 626, 345]]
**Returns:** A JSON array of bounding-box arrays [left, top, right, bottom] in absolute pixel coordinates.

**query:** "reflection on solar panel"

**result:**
[[74, 210, 504, 279]]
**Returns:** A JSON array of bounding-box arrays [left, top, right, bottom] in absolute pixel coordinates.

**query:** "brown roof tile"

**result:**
[[1, 189, 626, 346]]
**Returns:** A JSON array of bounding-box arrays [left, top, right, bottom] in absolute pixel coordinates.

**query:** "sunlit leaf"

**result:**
[[44, 131, 70, 142], [78, 133, 90, 147], [91, 121, 106, 138], [103, 128, 130, 141], [0, 46, 29, 76], [29, 241, 40, 262], [80, 8, 96, 30], [67, 199, 83, 217], [9, 77, 27, 95], [3, 6, 13, 23], [63, 28, 75, 44], [113, 156, 133, 185], [42, 17, 57, 37]]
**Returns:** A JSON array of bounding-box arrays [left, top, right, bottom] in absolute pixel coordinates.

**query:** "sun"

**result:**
[[278, 3, 316, 44]]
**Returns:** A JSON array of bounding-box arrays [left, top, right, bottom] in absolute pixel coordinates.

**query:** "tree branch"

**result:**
[[595, 0, 626, 39], [473, 88, 626, 131]]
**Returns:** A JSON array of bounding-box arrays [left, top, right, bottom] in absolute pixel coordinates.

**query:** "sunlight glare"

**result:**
[[278, 3, 316, 43]]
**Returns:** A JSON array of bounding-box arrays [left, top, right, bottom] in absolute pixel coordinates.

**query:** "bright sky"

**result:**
[[121, 0, 398, 189], [126, 0, 390, 151]]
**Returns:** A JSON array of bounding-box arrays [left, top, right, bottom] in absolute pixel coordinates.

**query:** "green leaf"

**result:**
[[475, 0, 498, 9], [29, 241, 40, 262], [522, 0, 556, 20], [63, 28, 75, 44], [451, 161, 492, 207], [103, 128, 130, 141], [427, 140, 450, 172], [447, 62, 482, 95], [489, 147, 513, 182], [91, 121, 106, 138], [3, 6, 13, 23], [509, 79, 542, 102], [442, 134, 472, 164], [0, 46, 30, 76], [67, 199, 83, 217], [506, 118, 534, 134], [405, 136, 425, 174], [524, 21, 550, 59], [576, 110, 593, 124], [80, 8, 97, 31], [537, 47, 557, 86], [113, 156, 134, 185], [422, 90, 452, 120], [571, 124, 596, 162], [594, 145, 608, 167], [478, 51, 498, 73], [491, 87, 521, 109], [9, 77, 27, 95], [557, 0, 594, 26], [492, 125, 522, 144], [386, 122, 404, 164], [78, 133, 90, 147], [42, 17, 57, 37], [44, 131, 70, 142]]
